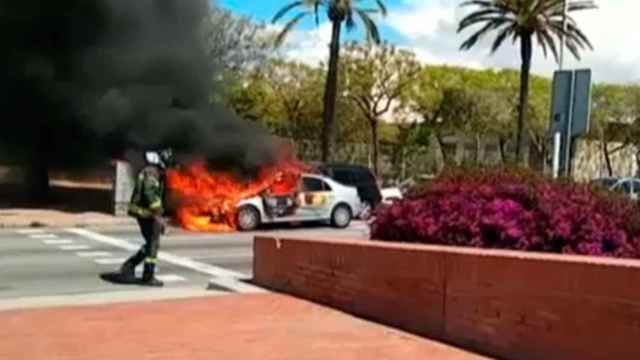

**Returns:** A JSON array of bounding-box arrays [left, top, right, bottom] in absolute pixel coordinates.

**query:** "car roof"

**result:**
[[318, 163, 372, 172]]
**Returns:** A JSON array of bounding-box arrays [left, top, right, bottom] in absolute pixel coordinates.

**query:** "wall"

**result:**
[[254, 236, 640, 360], [572, 139, 638, 182]]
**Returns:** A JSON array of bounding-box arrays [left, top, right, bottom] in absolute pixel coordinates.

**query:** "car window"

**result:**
[[593, 178, 618, 189], [332, 170, 354, 185], [613, 181, 632, 194], [632, 180, 640, 193], [352, 170, 375, 185], [302, 177, 330, 192]]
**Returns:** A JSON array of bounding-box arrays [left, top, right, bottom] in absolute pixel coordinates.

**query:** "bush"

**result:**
[[371, 167, 640, 259]]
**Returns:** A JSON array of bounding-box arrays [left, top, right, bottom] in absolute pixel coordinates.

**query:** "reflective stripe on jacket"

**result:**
[[128, 165, 165, 218]]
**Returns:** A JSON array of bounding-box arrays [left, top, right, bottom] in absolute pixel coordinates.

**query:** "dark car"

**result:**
[[314, 164, 382, 217]]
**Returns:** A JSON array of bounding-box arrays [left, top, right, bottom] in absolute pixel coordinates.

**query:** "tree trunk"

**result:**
[[370, 118, 380, 176], [475, 134, 482, 165], [499, 137, 508, 166], [321, 20, 342, 163], [601, 138, 613, 177], [435, 132, 447, 171], [401, 146, 407, 180], [516, 33, 533, 164]]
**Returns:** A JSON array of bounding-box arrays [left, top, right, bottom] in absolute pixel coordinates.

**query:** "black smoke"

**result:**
[[0, 0, 277, 195]]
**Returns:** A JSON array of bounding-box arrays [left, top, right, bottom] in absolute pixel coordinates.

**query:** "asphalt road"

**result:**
[[0, 222, 369, 304]]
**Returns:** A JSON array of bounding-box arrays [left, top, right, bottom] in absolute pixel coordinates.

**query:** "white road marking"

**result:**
[[16, 229, 46, 235], [77, 251, 112, 258], [156, 274, 187, 283], [67, 228, 265, 293], [94, 258, 126, 265], [60, 245, 92, 251], [30, 234, 58, 239], [43, 239, 73, 245]]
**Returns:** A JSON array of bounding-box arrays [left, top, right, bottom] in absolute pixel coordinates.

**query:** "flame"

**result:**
[[167, 149, 309, 232]]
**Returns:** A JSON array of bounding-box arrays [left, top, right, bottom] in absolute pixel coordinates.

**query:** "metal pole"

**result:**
[[552, 131, 561, 178], [559, 0, 569, 70], [565, 73, 576, 177]]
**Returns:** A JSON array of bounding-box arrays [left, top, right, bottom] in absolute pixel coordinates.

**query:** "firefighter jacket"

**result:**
[[128, 165, 165, 219]]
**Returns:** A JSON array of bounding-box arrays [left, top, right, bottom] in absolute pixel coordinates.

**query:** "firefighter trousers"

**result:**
[[121, 217, 162, 280]]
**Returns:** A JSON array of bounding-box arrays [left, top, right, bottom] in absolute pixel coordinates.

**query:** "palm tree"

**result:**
[[272, 0, 387, 163], [457, 0, 596, 163]]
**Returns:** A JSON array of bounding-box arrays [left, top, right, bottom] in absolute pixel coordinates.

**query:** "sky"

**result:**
[[217, 0, 639, 84]]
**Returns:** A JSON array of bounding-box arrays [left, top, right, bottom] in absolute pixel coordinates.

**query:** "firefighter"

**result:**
[[119, 148, 174, 286]]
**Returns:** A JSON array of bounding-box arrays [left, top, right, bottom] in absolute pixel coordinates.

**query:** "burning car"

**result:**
[[234, 173, 360, 231], [167, 157, 362, 232]]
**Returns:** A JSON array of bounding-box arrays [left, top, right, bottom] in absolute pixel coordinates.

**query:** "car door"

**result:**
[[298, 176, 335, 219]]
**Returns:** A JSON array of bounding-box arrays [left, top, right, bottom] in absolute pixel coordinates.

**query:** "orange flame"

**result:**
[[167, 149, 308, 232]]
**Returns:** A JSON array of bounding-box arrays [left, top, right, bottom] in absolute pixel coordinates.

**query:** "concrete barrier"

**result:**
[[253, 236, 640, 360]]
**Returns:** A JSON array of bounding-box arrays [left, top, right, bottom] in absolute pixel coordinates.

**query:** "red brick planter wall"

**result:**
[[253, 236, 640, 360]]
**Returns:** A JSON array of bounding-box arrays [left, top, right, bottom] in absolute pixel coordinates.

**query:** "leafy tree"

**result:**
[[341, 42, 420, 175], [457, 0, 596, 163], [406, 66, 479, 164], [272, 0, 388, 163], [203, 6, 274, 74], [228, 60, 324, 139], [591, 83, 640, 176]]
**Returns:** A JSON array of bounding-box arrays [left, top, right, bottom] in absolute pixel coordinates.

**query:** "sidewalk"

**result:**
[[0, 209, 135, 228], [0, 293, 488, 360]]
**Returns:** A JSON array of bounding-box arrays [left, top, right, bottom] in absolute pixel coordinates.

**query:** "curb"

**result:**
[[0, 287, 226, 312], [0, 220, 137, 229]]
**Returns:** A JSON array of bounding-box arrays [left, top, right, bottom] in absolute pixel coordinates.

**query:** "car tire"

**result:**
[[237, 206, 260, 231], [331, 204, 352, 228]]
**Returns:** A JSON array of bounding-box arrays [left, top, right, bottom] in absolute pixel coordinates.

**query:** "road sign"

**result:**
[[571, 69, 592, 136], [548, 69, 592, 178], [549, 70, 574, 135]]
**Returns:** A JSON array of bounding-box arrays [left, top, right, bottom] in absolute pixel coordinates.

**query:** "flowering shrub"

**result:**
[[371, 167, 640, 259]]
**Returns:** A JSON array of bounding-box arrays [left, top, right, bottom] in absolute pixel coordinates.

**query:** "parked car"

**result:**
[[591, 176, 640, 201], [235, 173, 361, 231], [380, 187, 403, 204], [591, 177, 620, 190], [313, 163, 382, 219]]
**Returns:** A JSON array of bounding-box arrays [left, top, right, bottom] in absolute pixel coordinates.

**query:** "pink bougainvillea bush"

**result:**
[[371, 168, 640, 259]]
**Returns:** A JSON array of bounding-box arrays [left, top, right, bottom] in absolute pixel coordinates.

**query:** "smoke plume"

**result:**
[[0, 0, 277, 176]]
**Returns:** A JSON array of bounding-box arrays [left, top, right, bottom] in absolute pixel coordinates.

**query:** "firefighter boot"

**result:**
[[119, 250, 145, 281], [141, 262, 164, 287]]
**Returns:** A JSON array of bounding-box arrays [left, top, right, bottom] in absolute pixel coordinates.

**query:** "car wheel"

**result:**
[[331, 204, 352, 228], [358, 201, 373, 220], [237, 206, 260, 231]]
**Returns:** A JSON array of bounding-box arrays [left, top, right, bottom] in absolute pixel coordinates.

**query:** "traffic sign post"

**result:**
[[549, 69, 592, 178]]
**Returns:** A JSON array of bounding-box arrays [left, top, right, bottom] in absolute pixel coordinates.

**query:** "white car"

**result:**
[[235, 173, 362, 231], [594, 177, 640, 201], [381, 187, 403, 204]]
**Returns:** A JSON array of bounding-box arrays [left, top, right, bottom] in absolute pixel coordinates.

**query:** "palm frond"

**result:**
[[374, 0, 388, 16], [314, 2, 321, 25], [272, 1, 305, 23], [460, 19, 506, 50], [538, 28, 560, 62], [356, 8, 381, 44], [274, 12, 310, 47], [490, 24, 514, 53], [458, 9, 503, 31]]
